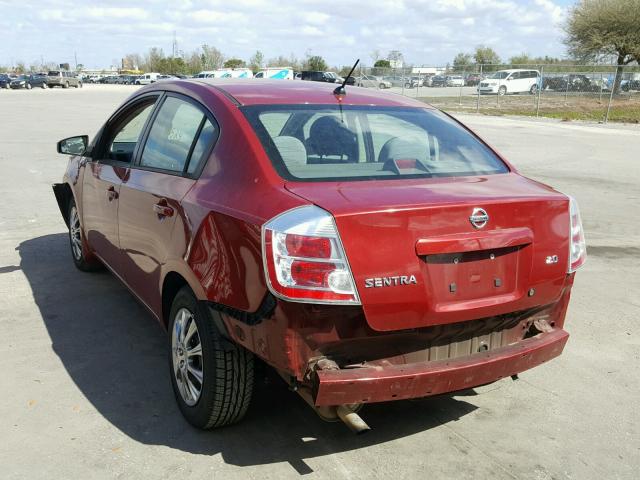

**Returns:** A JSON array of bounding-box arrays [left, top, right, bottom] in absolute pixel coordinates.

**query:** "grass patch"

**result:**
[[417, 94, 640, 123]]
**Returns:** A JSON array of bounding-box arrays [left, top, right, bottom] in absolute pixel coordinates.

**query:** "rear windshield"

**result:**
[[242, 105, 508, 181]]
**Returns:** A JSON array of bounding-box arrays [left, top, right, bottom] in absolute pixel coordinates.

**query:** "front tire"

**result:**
[[498, 86, 507, 96], [169, 287, 254, 429], [67, 199, 100, 271]]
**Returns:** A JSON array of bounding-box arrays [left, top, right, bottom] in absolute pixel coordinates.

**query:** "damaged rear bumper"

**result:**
[[314, 329, 569, 406]]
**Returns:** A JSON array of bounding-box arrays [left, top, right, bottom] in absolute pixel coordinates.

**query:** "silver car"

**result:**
[[357, 75, 392, 89]]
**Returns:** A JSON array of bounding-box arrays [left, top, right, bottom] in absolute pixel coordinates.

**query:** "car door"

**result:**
[[82, 94, 159, 273], [117, 93, 220, 315], [506, 71, 519, 92]]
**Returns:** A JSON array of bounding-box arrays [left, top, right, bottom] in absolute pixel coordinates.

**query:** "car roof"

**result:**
[[188, 78, 432, 108]]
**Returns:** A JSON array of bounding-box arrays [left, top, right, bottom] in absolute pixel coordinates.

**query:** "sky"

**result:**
[[0, 0, 576, 69]]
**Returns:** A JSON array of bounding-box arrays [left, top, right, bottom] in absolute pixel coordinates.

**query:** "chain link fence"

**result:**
[[350, 64, 640, 123]]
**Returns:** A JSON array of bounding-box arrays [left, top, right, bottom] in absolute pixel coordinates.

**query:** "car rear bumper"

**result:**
[[313, 329, 568, 406]]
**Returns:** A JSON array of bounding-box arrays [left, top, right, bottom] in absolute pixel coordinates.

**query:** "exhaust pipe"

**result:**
[[281, 360, 372, 434], [336, 405, 371, 434]]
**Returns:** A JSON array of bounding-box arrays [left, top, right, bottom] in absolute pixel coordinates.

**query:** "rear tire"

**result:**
[[63, 82, 69, 89], [169, 287, 254, 429], [530, 84, 538, 95]]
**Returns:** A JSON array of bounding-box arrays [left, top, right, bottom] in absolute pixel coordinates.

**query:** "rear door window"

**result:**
[[139, 96, 218, 175]]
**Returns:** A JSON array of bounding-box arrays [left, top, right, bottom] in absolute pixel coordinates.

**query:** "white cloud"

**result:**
[[301, 11, 330, 25], [4, 0, 571, 69], [82, 7, 149, 19]]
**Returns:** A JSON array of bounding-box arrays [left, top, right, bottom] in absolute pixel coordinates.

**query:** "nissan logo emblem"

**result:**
[[469, 208, 489, 229]]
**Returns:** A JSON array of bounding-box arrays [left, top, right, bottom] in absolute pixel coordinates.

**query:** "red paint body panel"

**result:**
[[53, 79, 580, 410], [286, 173, 570, 331], [314, 329, 569, 406]]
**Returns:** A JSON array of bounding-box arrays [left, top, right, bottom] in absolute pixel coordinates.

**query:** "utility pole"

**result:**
[[171, 30, 177, 74], [172, 31, 177, 58], [74, 51, 78, 70]]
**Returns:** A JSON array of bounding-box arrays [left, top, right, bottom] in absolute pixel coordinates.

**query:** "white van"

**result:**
[[135, 73, 160, 85], [216, 68, 254, 79], [194, 71, 217, 78], [478, 69, 540, 95], [254, 67, 294, 80], [194, 69, 254, 79]]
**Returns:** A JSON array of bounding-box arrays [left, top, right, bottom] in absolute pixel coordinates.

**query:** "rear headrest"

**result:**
[[307, 116, 357, 162], [378, 136, 429, 164], [273, 136, 307, 168]]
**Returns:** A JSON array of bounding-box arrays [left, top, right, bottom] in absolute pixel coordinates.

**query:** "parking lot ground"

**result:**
[[1, 85, 639, 479]]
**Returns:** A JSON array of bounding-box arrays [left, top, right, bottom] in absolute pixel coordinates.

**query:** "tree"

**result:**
[[509, 53, 534, 66], [452, 52, 473, 72], [305, 55, 328, 71], [387, 50, 404, 68], [565, 0, 640, 92], [374, 59, 391, 68], [185, 51, 204, 74], [143, 47, 165, 72], [474, 46, 501, 70], [200, 44, 224, 71], [122, 53, 142, 71], [224, 58, 245, 68], [248, 50, 264, 72]]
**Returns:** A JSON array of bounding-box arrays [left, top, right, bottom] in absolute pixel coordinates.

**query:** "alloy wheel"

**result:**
[[171, 308, 204, 406], [69, 206, 82, 261]]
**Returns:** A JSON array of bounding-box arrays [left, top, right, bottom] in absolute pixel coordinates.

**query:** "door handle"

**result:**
[[106, 186, 118, 201], [153, 202, 174, 218]]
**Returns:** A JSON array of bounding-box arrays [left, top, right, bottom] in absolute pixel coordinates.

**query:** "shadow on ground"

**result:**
[[16, 233, 478, 475]]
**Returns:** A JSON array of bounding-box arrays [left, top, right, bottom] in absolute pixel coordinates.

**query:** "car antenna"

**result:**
[[333, 59, 360, 96]]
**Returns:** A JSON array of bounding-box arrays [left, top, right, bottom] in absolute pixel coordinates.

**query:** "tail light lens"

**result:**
[[262, 205, 360, 304], [568, 196, 587, 273]]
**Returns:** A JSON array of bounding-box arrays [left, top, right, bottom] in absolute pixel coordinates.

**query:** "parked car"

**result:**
[[356, 74, 391, 89], [10, 74, 49, 89], [446, 75, 465, 87], [84, 75, 102, 84], [430, 75, 447, 87], [382, 76, 407, 87], [0, 73, 18, 89], [404, 76, 424, 88], [53, 79, 585, 432], [136, 73, 161, 85], [47, 70, 82, 88], [478, 69, 540, 95], [622, 79, 640, 92], [300, 71, 338, 83], [543, 74, 604, 93], [465, 74, 483, 86]]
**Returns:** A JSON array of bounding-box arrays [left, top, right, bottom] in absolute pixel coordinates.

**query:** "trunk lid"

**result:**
[[286, 173, 570, 331]]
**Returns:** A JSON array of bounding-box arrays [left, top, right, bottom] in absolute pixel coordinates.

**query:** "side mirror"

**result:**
[[57, 135, 88, 156]]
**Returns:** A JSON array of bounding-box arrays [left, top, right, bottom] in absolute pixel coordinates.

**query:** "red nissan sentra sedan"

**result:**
[[53, 79, 586, 432]]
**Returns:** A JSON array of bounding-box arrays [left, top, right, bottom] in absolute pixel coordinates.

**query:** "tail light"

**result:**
[[568, 196, 587, 273], [262, 205, 360, 304]]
